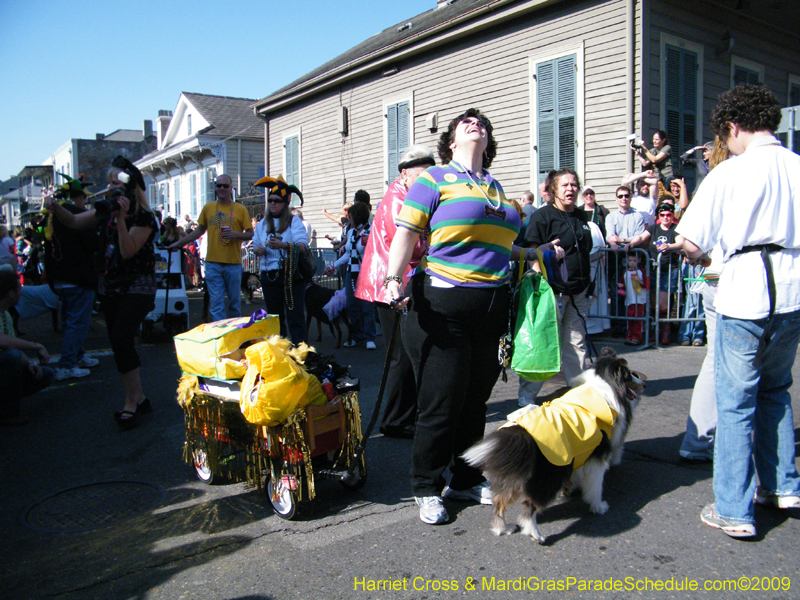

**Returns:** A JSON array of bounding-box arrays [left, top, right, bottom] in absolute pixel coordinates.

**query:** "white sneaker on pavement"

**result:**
[[366, 341, 377, 350], [55, 366, 91, 381], [415, 496, 449, 524], [77, 356, 99, 368], [755, 487, 800, 509], [443, 481, 492, 505]]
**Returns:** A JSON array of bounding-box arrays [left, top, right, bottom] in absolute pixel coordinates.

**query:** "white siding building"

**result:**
[[136, 93, 265, 221]]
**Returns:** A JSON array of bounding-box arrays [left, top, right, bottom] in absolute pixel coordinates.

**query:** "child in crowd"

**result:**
[[619, 253, 649, 345]]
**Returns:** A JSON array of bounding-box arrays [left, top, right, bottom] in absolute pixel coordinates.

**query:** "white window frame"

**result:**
[[660, 34, 704, 149], [382, 93, 414, 190], [528, 42, 585, 196], [731, 56, 764, 88], [282, 130, 302, 191]]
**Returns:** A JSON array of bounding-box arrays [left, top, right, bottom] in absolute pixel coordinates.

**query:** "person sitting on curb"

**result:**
[[0, 266, 55, 426]]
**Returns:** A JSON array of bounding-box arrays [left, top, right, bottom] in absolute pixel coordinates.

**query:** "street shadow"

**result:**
[[7, 491, 264, 599]]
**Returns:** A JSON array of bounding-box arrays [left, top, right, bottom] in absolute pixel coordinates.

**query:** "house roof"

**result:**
[[182, 92, 264, 139], [255, 0, 518, 112], [103, 129, 146, 142]]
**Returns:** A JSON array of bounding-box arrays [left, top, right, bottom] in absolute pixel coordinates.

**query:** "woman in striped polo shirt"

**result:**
[[385, 108, 538, 525]]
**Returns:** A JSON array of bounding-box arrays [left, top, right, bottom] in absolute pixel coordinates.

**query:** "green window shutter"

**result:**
[[285, 136, 300, 188], [665, 44, 698, 189], [537, 55, 576, 187], [386, 101, 410, 183]]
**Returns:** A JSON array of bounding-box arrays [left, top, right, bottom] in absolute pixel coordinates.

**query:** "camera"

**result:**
[[94, 188, 130, 217], [627, 133, 643, 149]]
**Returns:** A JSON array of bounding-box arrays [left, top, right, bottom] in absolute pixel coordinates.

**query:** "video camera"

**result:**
[[94, 187, 131, 217], [627, 133, 644, 149]]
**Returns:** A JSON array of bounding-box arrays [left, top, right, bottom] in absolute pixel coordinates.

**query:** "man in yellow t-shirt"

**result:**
[[169, 174, 252, 321]]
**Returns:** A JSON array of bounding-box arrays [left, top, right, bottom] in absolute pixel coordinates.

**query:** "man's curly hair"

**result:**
[[710, 84, 782, 138], [437, 108, 497, 169]]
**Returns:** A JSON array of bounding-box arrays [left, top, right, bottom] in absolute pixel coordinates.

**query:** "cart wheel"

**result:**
[[141, 320, 154, 343], [267, 478, 297, 520], [192, 448, 214, 484], [339, 453, 367, 491]]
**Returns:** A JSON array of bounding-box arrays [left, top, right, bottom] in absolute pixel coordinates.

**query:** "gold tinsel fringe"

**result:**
[[179, 377, 362, 502]]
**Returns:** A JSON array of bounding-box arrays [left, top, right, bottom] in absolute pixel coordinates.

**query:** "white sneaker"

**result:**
[[755, 487, 800, 509], [77, 356, 99, 368], [342, 340, 358, 348], [55, 366, 91, 381], [518, 396, 536, 407], [366, 341, 377, 350], [443, 481, 493, 505], [415, 496, 449, 524]]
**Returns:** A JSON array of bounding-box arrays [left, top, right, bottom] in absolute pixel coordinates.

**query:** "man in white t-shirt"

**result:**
[[678, 84, 800, 539], [623, 170, 659, 226]]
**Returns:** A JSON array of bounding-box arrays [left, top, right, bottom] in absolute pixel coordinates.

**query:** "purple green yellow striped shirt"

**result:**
[[396, 162, 521, 286]]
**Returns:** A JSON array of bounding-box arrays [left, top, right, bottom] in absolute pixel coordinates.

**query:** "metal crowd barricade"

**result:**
[[595, 247, 652, 348], [242, 246, 260, 274], [652, 257, 706, 349], [241, 246, 342, 290], [307, 248, 341, 290], [592, 247, 707, 350]]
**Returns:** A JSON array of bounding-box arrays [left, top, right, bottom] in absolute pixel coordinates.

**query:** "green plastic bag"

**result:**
[[511, 270, 561, 381]]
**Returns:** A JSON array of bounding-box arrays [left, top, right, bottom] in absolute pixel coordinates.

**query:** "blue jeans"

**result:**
[[345, 270, 375, 343], [713, 309, 800, 524], [204, 261, 242, 322], [54, 285, 95, 368], [678, 264, 706, 343]]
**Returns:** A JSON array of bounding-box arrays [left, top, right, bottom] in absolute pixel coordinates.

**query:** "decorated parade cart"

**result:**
[[174, 311, 366, 519]]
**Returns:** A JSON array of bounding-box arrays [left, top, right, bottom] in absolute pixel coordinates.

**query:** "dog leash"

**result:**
[[321, 299, 405, 484]]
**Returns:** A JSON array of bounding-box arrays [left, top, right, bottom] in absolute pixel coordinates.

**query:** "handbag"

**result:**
[[510, 259, 562, 381], [287, 243, 316, 282]]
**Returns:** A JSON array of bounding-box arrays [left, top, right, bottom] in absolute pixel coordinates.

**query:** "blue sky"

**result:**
[[0, 0, 434, 180]]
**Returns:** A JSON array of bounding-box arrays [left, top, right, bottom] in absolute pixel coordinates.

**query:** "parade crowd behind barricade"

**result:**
[[3, 85, 799, 546]]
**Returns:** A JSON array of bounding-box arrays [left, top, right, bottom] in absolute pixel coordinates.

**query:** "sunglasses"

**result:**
[[215, 183, 230, 189], [659, 212, 674, 216], [268, 198, 286, 204], [617, 194, 631, 199]]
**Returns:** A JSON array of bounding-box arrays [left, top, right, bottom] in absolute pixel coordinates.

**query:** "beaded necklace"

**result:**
[[215, 201, 235, 246], [451, 161, 501, 210], [283, 243, 296, 309], [1, 311, 13, 336]]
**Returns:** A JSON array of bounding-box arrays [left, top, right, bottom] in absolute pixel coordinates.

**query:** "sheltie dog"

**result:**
[[462, 349, 645, 544]]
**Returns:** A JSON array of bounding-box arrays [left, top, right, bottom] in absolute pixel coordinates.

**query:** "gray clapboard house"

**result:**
[[253, 0, 800, 242]]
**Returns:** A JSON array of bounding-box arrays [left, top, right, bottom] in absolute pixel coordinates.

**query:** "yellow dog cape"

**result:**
[[507, 384, 617, 470]]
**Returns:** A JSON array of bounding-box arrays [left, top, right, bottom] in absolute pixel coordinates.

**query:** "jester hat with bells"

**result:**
[[254, 174, 304, 207]]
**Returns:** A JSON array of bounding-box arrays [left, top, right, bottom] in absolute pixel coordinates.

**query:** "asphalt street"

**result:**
[[1, 290, 799, 600]]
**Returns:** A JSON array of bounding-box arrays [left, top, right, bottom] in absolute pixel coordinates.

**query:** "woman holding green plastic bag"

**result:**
[[517, 168, 594, 407]]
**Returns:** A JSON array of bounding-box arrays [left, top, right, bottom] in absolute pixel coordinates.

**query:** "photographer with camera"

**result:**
[[44, 156, 158, 430], [630, 130, 675, 184]]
